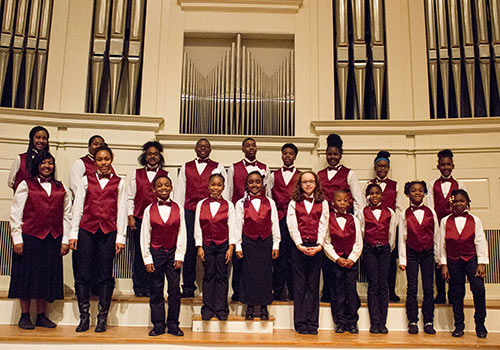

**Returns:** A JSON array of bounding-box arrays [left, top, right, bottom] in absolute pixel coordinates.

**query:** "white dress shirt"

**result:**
[[398, 204, 440, 266], [194, 197, 238, 247], [268, 167, 297, 191], [69, 155, 93, 198], [69, 173, 128, 245], [326, 165, 365, 214], [140, 200, 187, 264], [7, 155, 22, 189], [286, 199, 329, 247], [363, 178, 405, 214], [223, 159, 272, 201], [173, 159, 227, 206], [357, 206, 398, 251], [10, 179, 72, 245], [323, 213, 363, 263], [426, 176, 466, 209], [234, 196, 280, 252], [437, 213, 489, 265], [127, 166, 164, 216]]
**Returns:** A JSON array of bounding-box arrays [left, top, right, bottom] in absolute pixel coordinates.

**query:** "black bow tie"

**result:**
[[158, 200, 171, 207], [146, 166, 158, 172], [39, 176, 52, 183], [376, 178, 387, 184], [197, 159, 209, 164], [452, 212, 467, 218], [410, 206, 423, 212], [283, 167, 294, 172], [328, 165, 341, 171], [98, 173, 111, 180], [440, 177, 452, 183]]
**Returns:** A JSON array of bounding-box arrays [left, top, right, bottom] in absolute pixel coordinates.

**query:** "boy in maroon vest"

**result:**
[[174, 138, 226, 298], [141, 175, 187, 337], [223, 137, 270, 301], [427, 149, 466, 304], [324, 190, 363, 334], [269, 143, 300, 301]]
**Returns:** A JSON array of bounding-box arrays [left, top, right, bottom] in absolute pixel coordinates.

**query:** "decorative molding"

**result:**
[[178, 0, 303, 13], [0, 108, 164, 132]]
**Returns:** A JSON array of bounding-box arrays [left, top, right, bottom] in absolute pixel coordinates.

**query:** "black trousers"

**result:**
[[73, 228, 116, 290], [447, 257, 486, 329], [272, 216, 294, 299], [435, 264, 448, 299], [149, 247, 181, 328], [131, 217, 149, 295], [321, 251, 334, 300], [201, 242, 230, 318], [388, 229, 398, 296], [291, 243, 322, 332], [182, 209, 197, 295], [231, 251, 243, 300], [405, 247, 435, 324], [363, 244, 391, 327], [329, 258, 360, 327]]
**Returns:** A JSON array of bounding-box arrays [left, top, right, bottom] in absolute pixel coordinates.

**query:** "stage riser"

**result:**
[[0, 299, 498, 333], [0, 345, 456, 350]]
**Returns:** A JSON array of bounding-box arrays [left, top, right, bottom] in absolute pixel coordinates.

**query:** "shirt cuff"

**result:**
[[399, 258, 406, 266], [12, 234, 23, 245], [236, 243, 242, 252], [174, 251, 185, 262], [478, 257, 489, 265], [143, 256, 153, 265], [272, 241, 280, 250], [116, 234, 126, 245], [61, 237, 69, 245]]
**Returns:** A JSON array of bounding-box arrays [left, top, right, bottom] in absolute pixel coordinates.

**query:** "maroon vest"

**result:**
[[231, 160, 267, 204], [184, 159, 219, 211], [150, 202, 181, 251], [369, 178, 397, 211], [318, 166, 353, 210], [272, 169, 300, 220], [445, 214, 477, 262], [405, 206, 435, 252], [329, 213, 356, 257], [79, 174, 121, 234], [22, 179, 66, 239], [133, 167, 169, 218], [200, 198, 229, 246], [363, 206, 392, 247], [295, 200, 323, 242], [81, 155, 116, 177], [433, 178, 459, 221], [13, 153, 30, 191], [243, 196, 272, 240]]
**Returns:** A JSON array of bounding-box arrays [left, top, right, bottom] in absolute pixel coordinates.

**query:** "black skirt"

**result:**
[[8, 234, 64, 302], [241, 234, 273, 306]]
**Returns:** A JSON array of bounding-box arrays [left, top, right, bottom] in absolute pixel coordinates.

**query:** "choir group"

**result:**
[[7, 127, 489, 339]]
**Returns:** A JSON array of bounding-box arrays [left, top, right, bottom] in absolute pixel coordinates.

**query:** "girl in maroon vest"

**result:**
[[69, 135, 106, 197], [367, 150, 403, 303], [127, 141, 168, 297], [398, 181, 439, 335], [428, 149, 466, 305], [287, 171, 328, 334], [439, 189, 489, 338], [324, 190, 363, 334], [359, 183, 397, 334], [174, 138, 226, 298], [69, 145, 127, 333], [8, 126, 50, 192], [318, 133, 364, 302], [140, 175, 186, 337], [235, 170, 280, 320], [9, 152, 71, 329], [194, 172, 236, 320]]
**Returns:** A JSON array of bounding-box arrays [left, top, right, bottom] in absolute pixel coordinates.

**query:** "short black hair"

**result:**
[[366, 183, 382, 196], [281, 143, 298, 155], [88, 135, 104, 146], [153, 174, 172, 187], [94, 145, 114, 160], [438, 149, 454, 159], [209, 173, 225, 183], [242, 137, 256, 147], [451, 189, 471, 204], [404, 181, 428, 196]]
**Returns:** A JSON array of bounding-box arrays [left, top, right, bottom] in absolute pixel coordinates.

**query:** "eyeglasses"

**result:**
[[301, 180, 316, 184]]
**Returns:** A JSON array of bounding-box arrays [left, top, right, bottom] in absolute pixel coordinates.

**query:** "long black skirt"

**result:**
[[241, 235, 273, 306], [8, 234, 64, 302]]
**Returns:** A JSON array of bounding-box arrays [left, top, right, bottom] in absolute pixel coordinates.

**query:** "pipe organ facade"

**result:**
[[424, 0, 500, 118]]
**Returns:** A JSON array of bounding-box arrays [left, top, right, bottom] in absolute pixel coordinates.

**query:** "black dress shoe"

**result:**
[[75, 315, 90, 332], [424, 323, 436, 335], [231, 294, 240, 302], [201, 313, 214, 321], [149, 325, 166, 336], [35, 313, 56, 328], [335, 325, 345, 334], [389, 293, 400, 302], [245, 305, 254, 320], [308, 328, 318, 335], [18, 314, 34, 330], [167, 327, 184, 336], [476, 324, 488, 338], [297, 328, 309, 334], [408, 323, 419, 334], [217, 314, 228, 321], [452, 328, 464, 337], [348, 324, 359, 334], [260, 306, 269, 320], [379, 325, 388, 334], [181, 291, 195, 298], [94, 315, 108, 333], [369, 325, 380, 334]]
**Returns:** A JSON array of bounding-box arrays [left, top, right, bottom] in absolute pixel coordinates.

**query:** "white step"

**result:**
[[192, 314, 275, 333]]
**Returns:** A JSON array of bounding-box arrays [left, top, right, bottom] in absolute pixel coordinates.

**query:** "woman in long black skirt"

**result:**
[[235, 171, 280, 319], [9, 152, 71, 329]]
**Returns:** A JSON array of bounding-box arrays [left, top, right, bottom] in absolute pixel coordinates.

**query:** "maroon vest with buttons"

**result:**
[[200, 198, 229, 246], [295, 200, 323, 242], [185, 160, 219, 211], [81, 155, 116, 177], [433, 178, 459, 221], [329, 213, 356, 257], [79, 174, 120, 234], [150, 202, 180, 251], [369, 178, 397, 211], [243, 196, 272, 240], [445, 214, 477, 262], [363, 206, 392, 247], [13, 153, 30, 191], [405, 206, 435, 252], [318, 166, 353, 210], [22, 179, 66, 239], [231, 160, 267, 204], [272, 169, 300, 220], [133, 167, 169, 218]]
